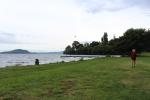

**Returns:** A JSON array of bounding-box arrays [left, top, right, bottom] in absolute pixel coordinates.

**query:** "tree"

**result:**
[[72, 41, 81, 50], [64, 28, 150, 55], [101, 32, 108, 45], [63, 45, 74, 54], [119, 28, 146, 53], [90, 41, 100, 47]]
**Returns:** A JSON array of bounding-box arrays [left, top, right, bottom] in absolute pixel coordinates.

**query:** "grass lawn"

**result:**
[[0, 57, 150, 100], [140, 52, 150, 57]]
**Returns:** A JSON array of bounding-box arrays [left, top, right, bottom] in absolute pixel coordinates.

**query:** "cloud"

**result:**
[[0, 0, 150, 52], [0, 32, 47, 45], [76, 0, 150, 13], [0, 32, 18, 44]]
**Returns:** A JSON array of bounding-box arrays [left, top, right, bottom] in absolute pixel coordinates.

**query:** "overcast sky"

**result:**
[[0, 0, 150, 52]]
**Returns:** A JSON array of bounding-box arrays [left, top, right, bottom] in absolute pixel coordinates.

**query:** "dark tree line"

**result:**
[[64, 28, 150, 55]]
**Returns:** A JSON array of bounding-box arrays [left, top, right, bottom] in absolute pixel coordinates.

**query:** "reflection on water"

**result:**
[[0, 54, 94, 67]]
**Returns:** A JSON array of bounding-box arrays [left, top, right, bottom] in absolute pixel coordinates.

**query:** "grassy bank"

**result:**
[[0, 57, 150, 100]]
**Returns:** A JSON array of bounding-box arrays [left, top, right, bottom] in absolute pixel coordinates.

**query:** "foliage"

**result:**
[[64, 28, 150, 55], [101, 32, 108, 45]]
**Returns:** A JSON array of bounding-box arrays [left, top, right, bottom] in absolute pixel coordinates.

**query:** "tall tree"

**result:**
[[101, 32, 108, 45]]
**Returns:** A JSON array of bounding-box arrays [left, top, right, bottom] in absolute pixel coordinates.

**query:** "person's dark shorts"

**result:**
[[131, 57, 136, 61]]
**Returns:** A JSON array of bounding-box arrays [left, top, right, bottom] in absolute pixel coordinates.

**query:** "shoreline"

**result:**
[[0, 57, 94, 68]]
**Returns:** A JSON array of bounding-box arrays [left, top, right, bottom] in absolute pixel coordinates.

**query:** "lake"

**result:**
[[0, 54, 95, 68]]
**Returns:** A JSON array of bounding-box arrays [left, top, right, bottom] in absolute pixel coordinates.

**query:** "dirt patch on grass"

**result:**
[[121, 70, 150, 94], [0, 97, 3, 100], [42, 80, 76, 97], [60, 79, 76, 96], [47, 88, 54, 96], [39, 88, 54, 97], [121, 79, 135, 86]]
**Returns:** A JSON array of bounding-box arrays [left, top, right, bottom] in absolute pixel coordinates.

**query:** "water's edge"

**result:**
[[0, 54, 121, 68]]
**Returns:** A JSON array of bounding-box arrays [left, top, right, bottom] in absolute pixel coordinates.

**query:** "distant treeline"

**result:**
[[64, 28, 150, 55]]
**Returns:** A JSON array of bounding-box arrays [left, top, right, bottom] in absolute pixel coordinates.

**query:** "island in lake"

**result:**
[[0, 49, 31, 54]]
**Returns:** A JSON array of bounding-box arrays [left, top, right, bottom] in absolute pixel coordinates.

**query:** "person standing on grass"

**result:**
[[130, 49, 137, 68]]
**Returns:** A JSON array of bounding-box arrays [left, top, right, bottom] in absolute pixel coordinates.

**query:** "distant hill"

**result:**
[[1, 49, 31, 54], [0, 49, 63, 54]]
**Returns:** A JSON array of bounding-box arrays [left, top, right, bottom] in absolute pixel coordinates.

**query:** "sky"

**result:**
[[0, 0, 150, 52]]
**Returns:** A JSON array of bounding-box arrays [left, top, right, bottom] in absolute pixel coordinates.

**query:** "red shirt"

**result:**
[[130, 51, 137, 59]]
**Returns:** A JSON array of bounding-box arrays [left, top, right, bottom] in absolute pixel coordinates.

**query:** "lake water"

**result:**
[[0, 54, 95, 68]]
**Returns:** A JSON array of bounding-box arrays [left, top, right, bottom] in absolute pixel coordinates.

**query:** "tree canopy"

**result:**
[[64, 28, 150, 55]]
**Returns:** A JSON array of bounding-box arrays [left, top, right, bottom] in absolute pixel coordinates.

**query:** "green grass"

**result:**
[[140, 52, 150, 57], [0, 57, 150, 100]]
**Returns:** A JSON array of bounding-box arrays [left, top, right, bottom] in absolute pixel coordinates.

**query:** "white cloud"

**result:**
[[76, 0, 150, 13], [0, 0, 150, 51], [0, 32, 17, 44]]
